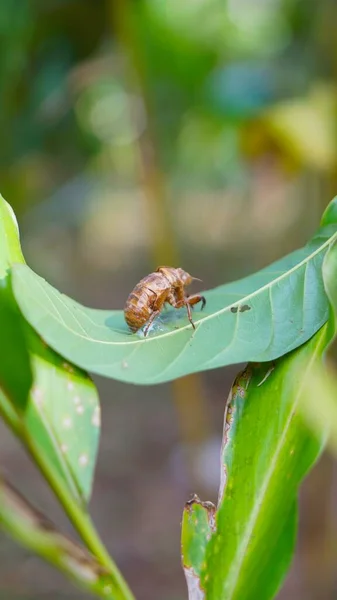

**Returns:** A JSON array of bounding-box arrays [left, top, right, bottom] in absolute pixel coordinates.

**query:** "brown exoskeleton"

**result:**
[[124, 266, 206, 336]]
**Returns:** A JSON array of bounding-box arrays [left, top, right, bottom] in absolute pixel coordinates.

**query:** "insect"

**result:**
[[124, 266, 206, 336]]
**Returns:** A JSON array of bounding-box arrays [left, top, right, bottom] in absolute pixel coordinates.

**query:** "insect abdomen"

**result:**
[[124, 285, 153, 332]]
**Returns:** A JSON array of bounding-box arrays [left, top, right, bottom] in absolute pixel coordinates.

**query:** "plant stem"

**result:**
[[0, 399, 135, 600], [112, 0, 177, 266], [0, 476, 125, 600], [110, 0, 211, 480], [23, 432, 135, 600]]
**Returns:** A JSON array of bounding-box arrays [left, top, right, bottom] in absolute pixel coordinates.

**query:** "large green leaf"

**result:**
[[0, 195, 100, 503], [180, 236, 337, 600], [181, 334, 329, 600], [11, 198, 337, 384], [218, 357, 324, 598]]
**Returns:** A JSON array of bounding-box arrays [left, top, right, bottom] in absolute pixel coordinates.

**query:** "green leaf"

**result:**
[[23, 330, 101, 503], [0, 194, 100, 503], [0, 196, 24, 279], [0, 195, 33, 413], [0, 289, 32, 411], [181, 495, 216, 596], [182, 333, 329, 600], [295, 240, 337, 456], [0, 335, 100, 506], [298, 361, 337, 457], [11, 197, 337, 384], [322, 236, 337, 337], [181, 237, 337, 600]]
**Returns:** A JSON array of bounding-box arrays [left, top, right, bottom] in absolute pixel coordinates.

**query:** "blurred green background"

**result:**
[[1, 0, 337, 598]]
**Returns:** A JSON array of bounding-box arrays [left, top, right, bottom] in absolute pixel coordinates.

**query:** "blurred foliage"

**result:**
[[1, 0, 337, 220]]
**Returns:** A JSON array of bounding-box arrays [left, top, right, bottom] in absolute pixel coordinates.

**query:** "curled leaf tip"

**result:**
[[321, 196, 337, 227]]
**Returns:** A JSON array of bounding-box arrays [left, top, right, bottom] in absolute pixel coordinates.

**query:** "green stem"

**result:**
[[0, 476, 124, 600], [23, 432, 135, 600], [0, 400, 135, 600]]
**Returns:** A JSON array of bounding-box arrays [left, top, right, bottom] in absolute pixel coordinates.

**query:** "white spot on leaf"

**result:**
[[32, 386, 43, 406], [79, 454, 89, 467], [76, 405, 84, 415], [92, 407, 100, 427], [63, 416, 72, 429]]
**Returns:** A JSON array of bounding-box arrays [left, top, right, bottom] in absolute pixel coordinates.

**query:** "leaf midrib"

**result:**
[[14, 231, 337, 347]]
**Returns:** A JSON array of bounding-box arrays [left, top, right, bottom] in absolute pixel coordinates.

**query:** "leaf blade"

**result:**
[[0, 290, 32, 411], [0, 195, 24, 278], [183, 331, 328, 600], [211, 353, 325, 599], [181, 494, 216, 599], [11, 197, 337, 384], [295, 239, 337, 458], [0, 194, 100, 503], [25, 329, 101, 502]]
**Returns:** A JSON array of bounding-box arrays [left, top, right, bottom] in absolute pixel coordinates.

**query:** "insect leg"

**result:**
[[186, 294, 206, 310], [143, 310, 161, 337], [185, 301, 195, 329], [167, 290, 197, 330], [183, 294, 206, 330]]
